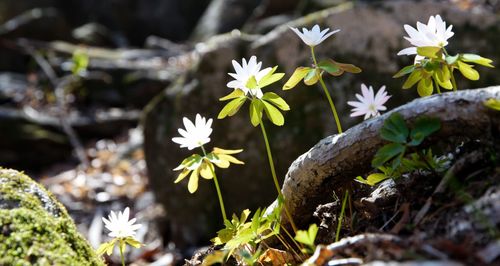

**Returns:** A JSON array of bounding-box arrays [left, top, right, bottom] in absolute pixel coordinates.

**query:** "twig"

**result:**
[[28, 48, 89, 168]]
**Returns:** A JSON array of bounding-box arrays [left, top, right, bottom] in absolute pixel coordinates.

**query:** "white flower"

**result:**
[[227, 56, 271, 99], [348, 84, 391, 120], [102, 207, 141, 238], [398, 15, 454, 56], [290, 24, 340, 47], [172, 114, 213, 150]]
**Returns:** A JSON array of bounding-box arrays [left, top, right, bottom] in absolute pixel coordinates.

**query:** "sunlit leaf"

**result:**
[[457, 60, 480, 80], [393, 65, 416, 78], [355, 173, 389, 186], [417, 46, 442, 59], [249, 99, 264, 127], [213, 147, 243, 155], [199, 162, 214, 179], [259, 66, 285, 88], [174, 169, 191, 183], [283, 67, 311, 90], [220, 89, 245, 101], [263, 101, 285, 126], [333, 60, 362, 74], [262, 92, 290, 111], [484, 98, 500, 111], [294, 224, 318, 248], [461, 53, 494, 68], [445, 54, 459, 65], [402, 69, 422, 89], [188, 168, 200, 193], [246, 75, 258, 89], [417, 77, 433, 97], [218, 97, 246, 119], [304, 68, 320, 86], [218, 154, 244, 165]]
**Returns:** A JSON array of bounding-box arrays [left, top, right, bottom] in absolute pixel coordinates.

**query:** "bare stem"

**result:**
[[335, 190, 349, 242], [259, 120, 298, 233], [201, 145, 227, 222]]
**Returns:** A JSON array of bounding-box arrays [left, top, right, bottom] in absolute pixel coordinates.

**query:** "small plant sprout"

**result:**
[[347, 84, 391, 120], [294, 224, 318, 254], [285, 24, 362, 133], [394, 14, 494, 96], [97, 207, 142, 266], [219, 56, 298, 232], [484, 98, 500, 111], [172, 114, 244, 222]]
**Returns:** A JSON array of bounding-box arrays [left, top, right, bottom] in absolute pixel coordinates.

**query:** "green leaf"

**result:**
[[283, 67, 311, 90], [409, 116, 441, 146], [372, 143, 406, 168], [417, 46, 442, 59], [263, 101, 285, 126], [304, 68, 320, 86], [445, 54, 459, 65], [246, 75, 258, 89], [417, 77, 433, 97], [218, 97, 246, 119], [124, 237, 142, 249], [457, 60, 480, 81], [393, 65, 416, 78], [249, 99, 264, 127], [259, 66, 285, 88], [334, 60, 362, 74], [219, 89, 245, 101], [294, 224, 318, 248], [402, 69, 422, 89], [355, 173, 389, 186], [433, 68, 453, 90], [71, 50, 89, 75], [262, 92, 290, 111], [484, 98, 500, 111], [317, 59, 341, 76], [380, 113, 409, 143], [461, 54, 494, 68]]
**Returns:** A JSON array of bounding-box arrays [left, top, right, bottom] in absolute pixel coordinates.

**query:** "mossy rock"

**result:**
[[0, 168, 104, 266]]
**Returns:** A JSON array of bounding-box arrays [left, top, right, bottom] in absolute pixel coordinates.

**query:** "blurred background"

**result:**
[[0, 0, 499, 264]]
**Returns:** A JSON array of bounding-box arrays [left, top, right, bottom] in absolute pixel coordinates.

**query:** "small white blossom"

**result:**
[[226, 56, 271, 98], [172, 114, 213, 150], [398, 14, 454, 56], [348, 84, 391, 120], [290, 24, 340, 47], [102, 207, 141, 238]]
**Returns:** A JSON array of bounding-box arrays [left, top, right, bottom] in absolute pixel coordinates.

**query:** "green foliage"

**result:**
[[71, 49, 89, 75], [484, 98, 500, 111], [173, 148, 244, 193], [358, 113, 446, 186], [394, 48, 494, 95], [206, 203, 283, 265], [295, 224, 318, 254], [96, 237, 142, 256]]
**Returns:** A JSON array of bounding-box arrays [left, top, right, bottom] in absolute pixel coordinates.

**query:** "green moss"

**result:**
[[0, 168, 104, 266]]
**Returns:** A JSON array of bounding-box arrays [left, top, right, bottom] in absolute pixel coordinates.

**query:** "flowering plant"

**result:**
[[97, 207, 142, 266], [284, 24, 361, 133], [347, 84, 391, 120], [172, 114, 244, 221], [394, 15, 494, 96]]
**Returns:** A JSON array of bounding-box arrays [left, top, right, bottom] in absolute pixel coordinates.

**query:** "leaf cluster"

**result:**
[[173, 148, 244, 193], [394, 47, 494, 96], [294, 224, 318, 254], [357, 113, 444, 186], [204, 203, 283, 265], [218, 66, 290, 126], [96, 236, 142, 257], [283, 59, 361, 90]]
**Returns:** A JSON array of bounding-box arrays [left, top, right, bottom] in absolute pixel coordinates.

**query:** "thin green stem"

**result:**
[[335, 190, 349, 242], [450, 69, 458, 92], [119, 243, 125, 266], [433, 78, 441, 94], [310, 46, 343, 133], [201, 145, 227, 221], [259, 120, 298, 233]]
